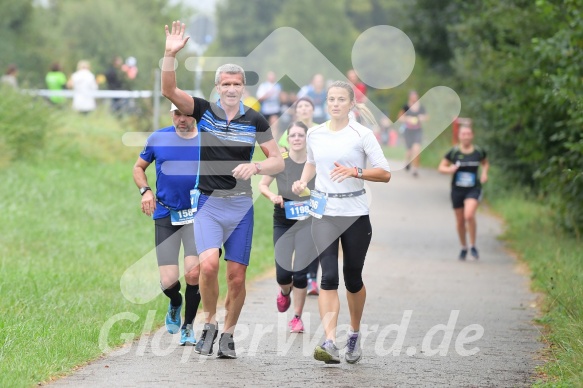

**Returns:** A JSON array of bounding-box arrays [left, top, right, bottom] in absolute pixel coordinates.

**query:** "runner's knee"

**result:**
[[199, 258, 219, 278], [292, 271, 308, 289], [184, 267, 200, 284], [320, 273, 339, 291]]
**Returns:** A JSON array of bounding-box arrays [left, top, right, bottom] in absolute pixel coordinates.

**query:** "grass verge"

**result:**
[[488, 186, 583, 387]]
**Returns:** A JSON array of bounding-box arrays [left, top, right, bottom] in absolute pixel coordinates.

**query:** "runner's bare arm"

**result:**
[[480, 158, 489, 183], [161, 21, 195, 115], [438, 158, 457, 174], [133, 158, 156, 216], [258, 139, 285, 176], [258, 175, 283, 207]]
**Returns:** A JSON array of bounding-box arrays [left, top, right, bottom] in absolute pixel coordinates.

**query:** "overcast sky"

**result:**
[[175, 0, 218, 14]]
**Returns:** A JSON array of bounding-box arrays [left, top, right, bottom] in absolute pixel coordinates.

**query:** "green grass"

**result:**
[[0, 107, 274, 387], [487, 188, 583, 387]]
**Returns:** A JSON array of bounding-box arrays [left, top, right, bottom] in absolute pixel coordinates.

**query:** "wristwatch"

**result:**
[[357, 167, 363, 178], [140, 186, 151, 196], [254, 163, 262, 175]]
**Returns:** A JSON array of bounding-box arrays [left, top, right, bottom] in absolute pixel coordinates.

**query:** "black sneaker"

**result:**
[[217, 333, 237, 359], [470, 247, 479, 259], [459, 248, 468, 260], [194, 323, 218, 356]]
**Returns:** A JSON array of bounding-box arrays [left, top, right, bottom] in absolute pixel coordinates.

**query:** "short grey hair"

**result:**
[[215, 64, 246, 84]]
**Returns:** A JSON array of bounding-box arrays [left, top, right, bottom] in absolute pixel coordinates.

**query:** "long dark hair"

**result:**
[[287, 120, 309, 135]]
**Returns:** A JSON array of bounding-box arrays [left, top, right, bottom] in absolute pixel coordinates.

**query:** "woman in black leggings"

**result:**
[[292, 81, 391, 364], [259, 121, 317, 333]]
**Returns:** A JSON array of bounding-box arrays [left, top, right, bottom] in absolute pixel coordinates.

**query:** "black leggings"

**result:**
[[273, 219, 318, 289], [311, 215, 372, 293]]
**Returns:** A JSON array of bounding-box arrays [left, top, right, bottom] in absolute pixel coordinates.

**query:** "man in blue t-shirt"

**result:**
[[133, 103, 201, 346], [161, 21, 284, 359]]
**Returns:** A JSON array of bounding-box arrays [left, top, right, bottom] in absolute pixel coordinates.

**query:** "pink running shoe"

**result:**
[[289, 316, 304, 333], [277, 290, 291, 312], [307, 280, 319, 296]]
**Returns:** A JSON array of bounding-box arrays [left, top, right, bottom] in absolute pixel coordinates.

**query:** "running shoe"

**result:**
[[459, 248, 468, 261], [344, 332, 362, 364], [289, 316, 304, 333], [277, 289, 291, 312], [165, 302, 182, 334], [180, 324, 196, 346], [314, 339, 340, 364], [470, 246, 479, 260], [307, 279, 319, 296], [195, 323, 218, 356], [217, 333, 237, 359]]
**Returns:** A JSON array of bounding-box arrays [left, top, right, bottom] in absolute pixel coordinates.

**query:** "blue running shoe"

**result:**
[[459, 248, 468, 261], [180, 324, 196, 346], [165, 302, 182, 334], [470, 246, 479, 260]]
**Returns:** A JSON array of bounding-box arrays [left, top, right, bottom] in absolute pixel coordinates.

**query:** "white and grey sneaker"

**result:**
[[314, 339, 340, 364], [217, 333, 237, 359], [344, 332, 362, 364], [195, 323, 218, 356]]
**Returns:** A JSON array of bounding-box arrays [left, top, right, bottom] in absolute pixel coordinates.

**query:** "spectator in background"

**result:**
[[297, 74, 328, 124], [1, 64, 19, 89], [68, 60, 98, 114], [122, 56, 139, 113], [346, 69, 367, 104], [346, 69, 368, 124], [122, 56, 138, 81], [105, 56, 127, 115], [45, 62, 68, 105], [276, 91, 294, 137], [256, 71, 282, 135]]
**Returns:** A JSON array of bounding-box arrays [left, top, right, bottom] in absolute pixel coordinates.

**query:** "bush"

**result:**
[[0, 87, 55, 163]]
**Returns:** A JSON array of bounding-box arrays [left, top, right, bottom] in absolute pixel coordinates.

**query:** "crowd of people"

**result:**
[[1, 56, 138, 115]]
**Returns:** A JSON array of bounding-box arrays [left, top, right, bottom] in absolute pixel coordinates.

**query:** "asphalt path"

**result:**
[[50, 166, 543, 387]]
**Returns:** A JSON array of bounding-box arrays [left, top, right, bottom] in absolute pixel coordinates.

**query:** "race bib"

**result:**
[[170, 208, 195, 225], [455, 172, 476, 187], [308, 190, 328, 219], [284, 200, 310, 221]]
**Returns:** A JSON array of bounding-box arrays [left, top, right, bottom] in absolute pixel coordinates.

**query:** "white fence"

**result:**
[[23, 70, 199, 131]]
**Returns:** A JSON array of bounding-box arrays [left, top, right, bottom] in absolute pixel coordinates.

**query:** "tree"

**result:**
[[450, 0, 583, 234]]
